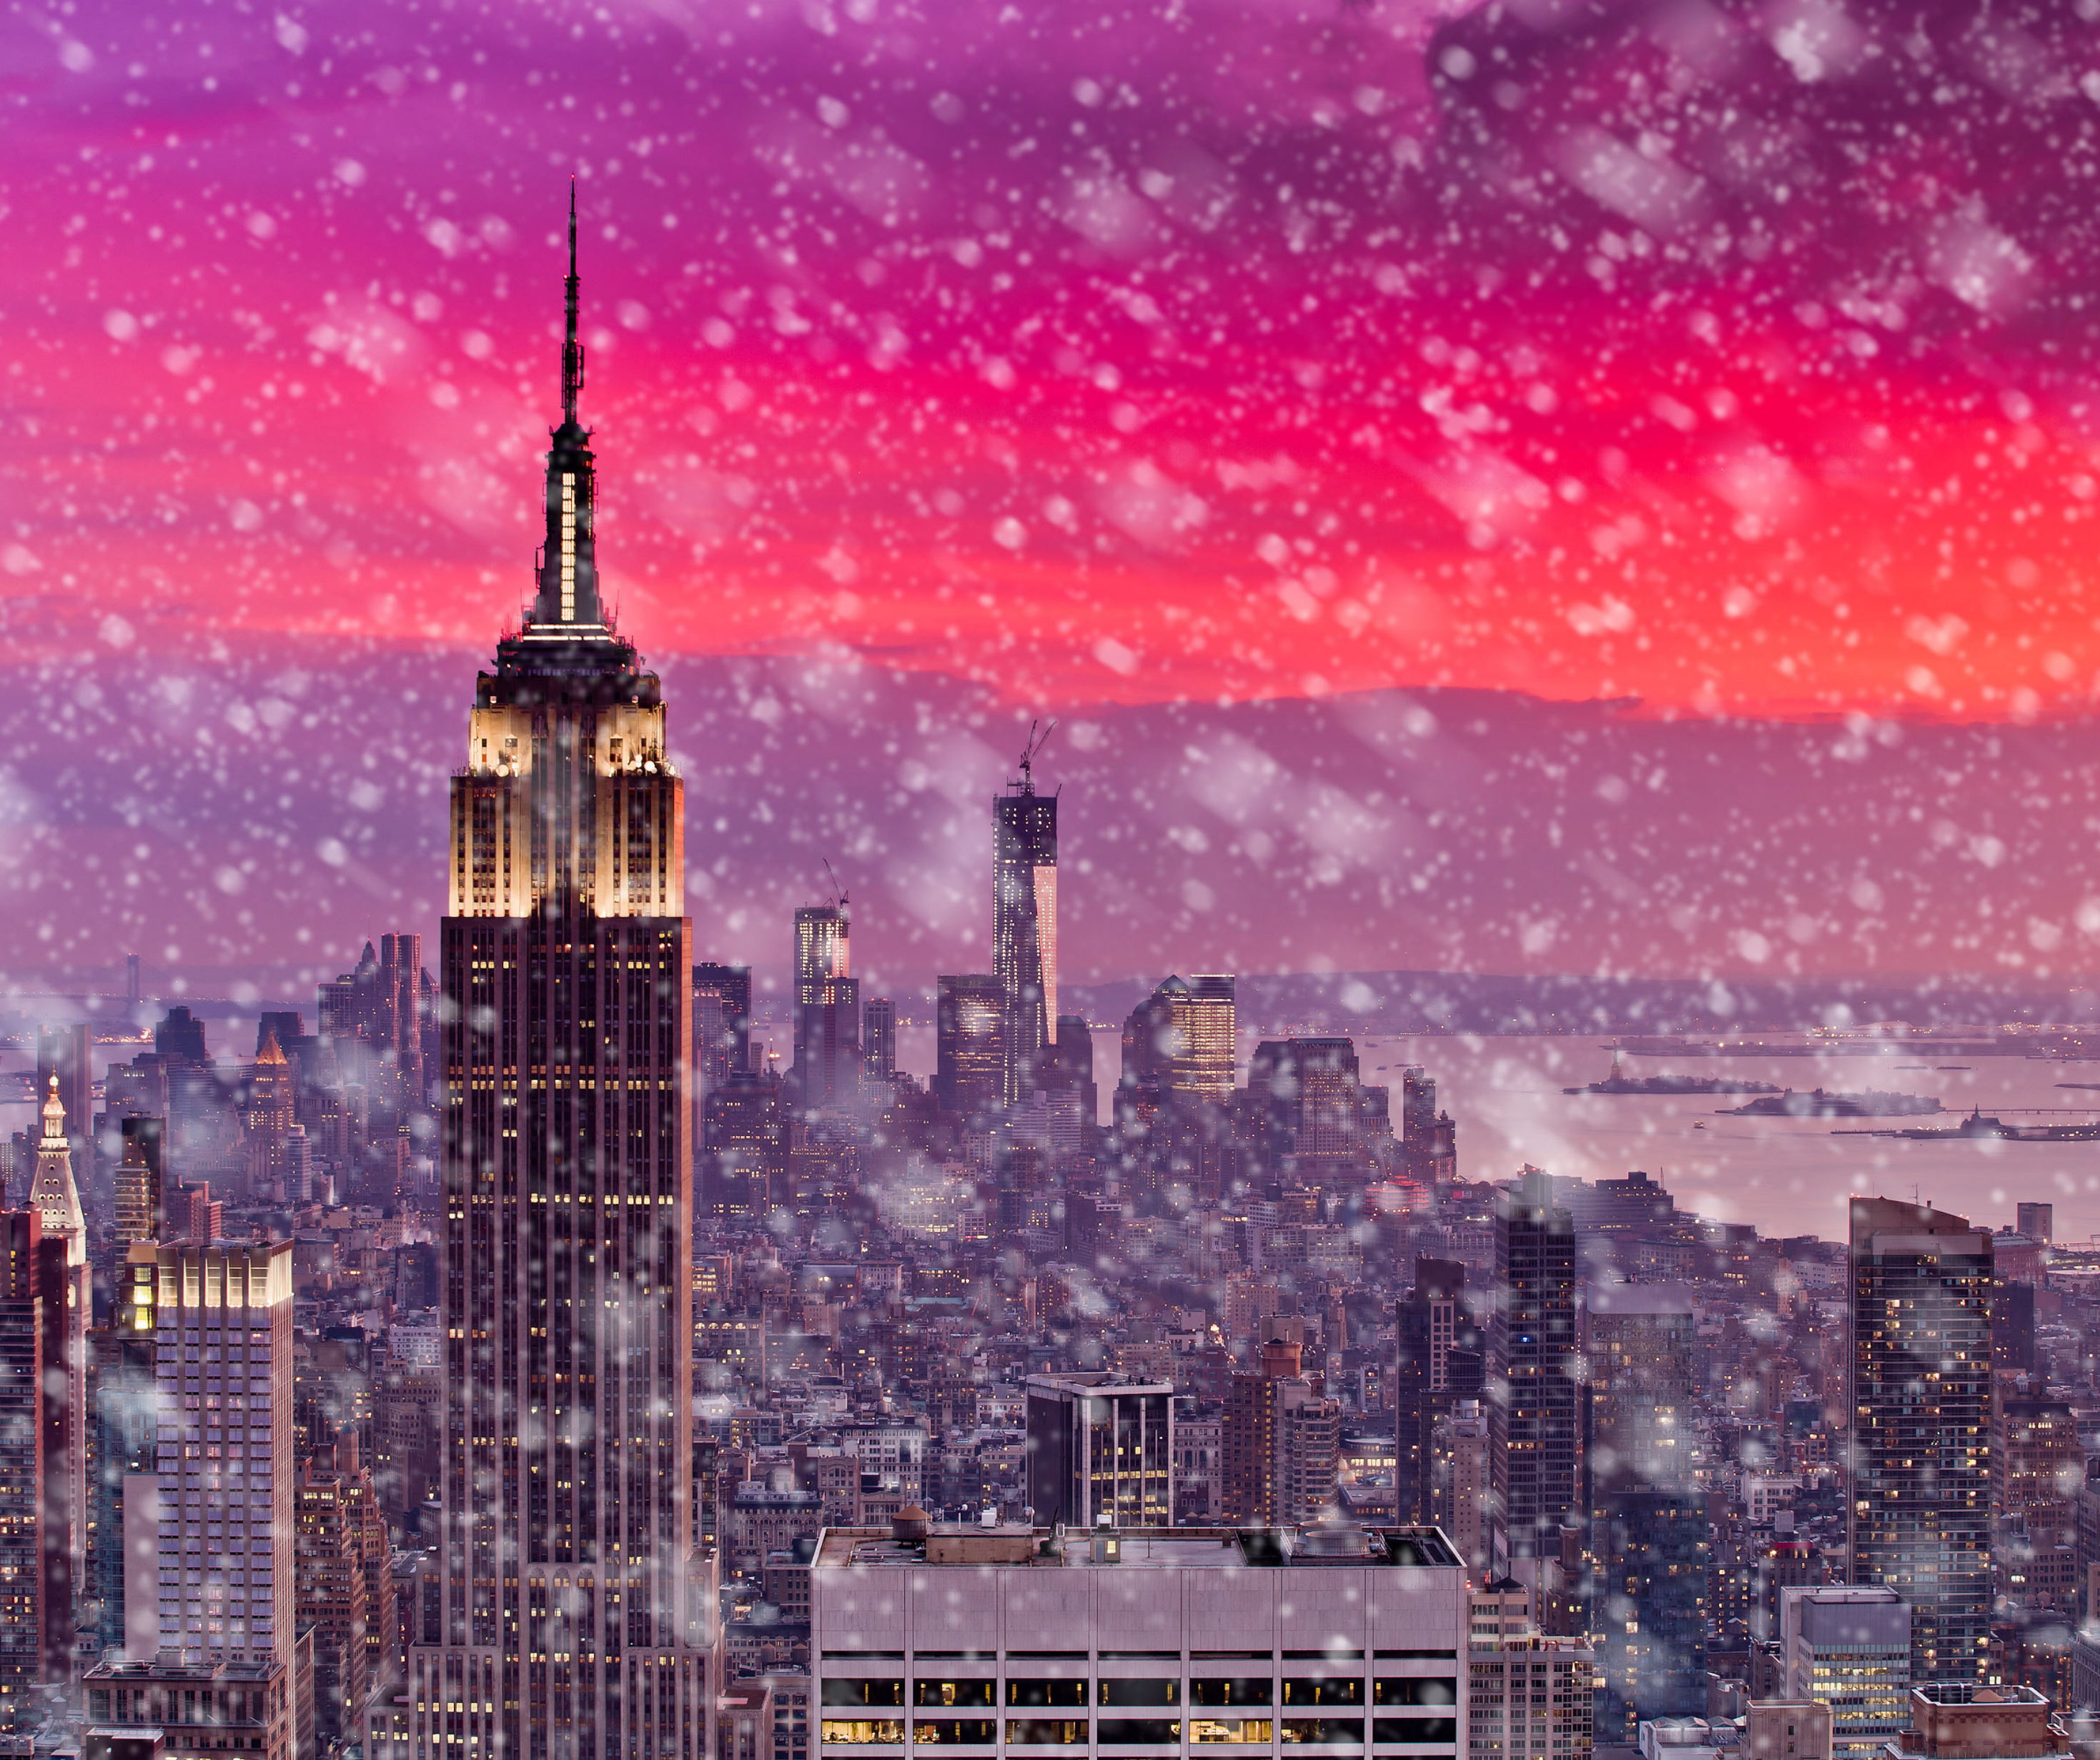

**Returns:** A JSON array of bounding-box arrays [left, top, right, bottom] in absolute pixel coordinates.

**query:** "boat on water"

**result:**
[[1838, 1108, 2100, 1143]]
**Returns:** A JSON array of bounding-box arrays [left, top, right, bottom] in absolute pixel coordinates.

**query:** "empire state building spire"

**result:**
[[530, 180, 603, 627]]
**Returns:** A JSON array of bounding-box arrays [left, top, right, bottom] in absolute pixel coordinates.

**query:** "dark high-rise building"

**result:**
[[154, 1007, 209, 1065], [1393, 1257, 1483, 1524], [1024, 1373, 1174, 1529], [862, 998, 896, 1085], [1490, 1167, 1579, 1561], [1847, 1197, 1992, 1682], [320, 936, 428, 1115], [2016, 1202, 2054, 1244], [692, 963, 751, 1085], [1584, 1283, 1707, 1741], [411, 193, 710, 1760], [124, 952, 142, 1008], [935, 975, 1005, 1121], [1400, 1066, 1457, 1188], [703, 1073, 783, 1222], [994, 755, 1057, 1106], [793, 975, 860, 1114], [1245, 1037, 1390, 1178], [0, 1209, 42, 1711], [114, 1116, 166, 1248], [89, 1260, 157, 1659]]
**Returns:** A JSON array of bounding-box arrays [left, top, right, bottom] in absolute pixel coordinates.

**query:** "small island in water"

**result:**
[[1564, 1051, 1780, 1098], [1721, 1088, 1943, 1118]]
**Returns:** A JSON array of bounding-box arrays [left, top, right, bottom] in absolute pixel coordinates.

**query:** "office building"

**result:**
[[862, 998, 896, 1086], [1121, 975, 1237, 1105], [1847, 1198, 1991, 1681], [0, 1209, 43, 1710], [1779, 1587, 1910, 1760], [30, 1073, 89, 1681], [1394, 1258, 1483, 1525], [140, 1241, 296, 1663], [794, 974, 861, 1114], [90, 1261, 159, 1659], [810, 1521, 1467, 1757], [704, 1073, 784, 1221], [114, 1118, 167, 1249], [408, 198, 711, 1760], [2016, 1203, 2053, 1245], [1465, 1636, 1594, 1760], [1430, 1399, 1490, 1575], [1745, 1702, 1833, 1760], [936, 975, 1005, 1121], [1024, 1374, 1173, 1530], [994, 754, 1057, 1105], [319, 935, 429, 1113], [693, 963, 753, 1088], [297, 1433, 395, 1741], [1223, 1335, 1340, 1526], [1491, 1169, 1578, 1561], [793, 905, 851, 1063], [1883, 1684, 2065, 1760]]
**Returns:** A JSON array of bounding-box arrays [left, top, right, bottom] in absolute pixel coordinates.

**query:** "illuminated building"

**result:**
[[1120, 974, 1236, 1106], [994, 759, 1056, 1105], [1222, 1334, 1339, 1526], [146, 1240, 296, 1663], [1393, 1258, 1483, 1525], [793, 905, 849, 1064], [1780, 1587, 1910, 1760], [243, 1029, 294, 1200], [29, 1074, 88, 1681], [935, 975, 1004, 1122], [411, 192, 710, 1760], [1024, 1373, 1174, 1529], [692, 963, 751, 1090], [1846, 1198, 1991, 1680]]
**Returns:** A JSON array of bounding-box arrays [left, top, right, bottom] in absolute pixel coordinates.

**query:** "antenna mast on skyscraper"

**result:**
[[1015, 718, 1057, 793]]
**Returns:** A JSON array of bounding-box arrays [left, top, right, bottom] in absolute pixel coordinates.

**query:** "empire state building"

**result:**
[[407, 194, 710, 1760]]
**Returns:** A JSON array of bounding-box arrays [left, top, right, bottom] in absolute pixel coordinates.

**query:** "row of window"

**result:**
[[833, 1686, 1457, 1711], [822, 1720, 1457, 1747]]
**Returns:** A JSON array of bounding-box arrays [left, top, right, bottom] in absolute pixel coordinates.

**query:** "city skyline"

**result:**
[[8, 0, 2100, 992]]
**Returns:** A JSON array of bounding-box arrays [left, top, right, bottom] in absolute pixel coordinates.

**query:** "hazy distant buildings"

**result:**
[[693, 962, 752, 1090], [1847, 1198, 1992, 1681], [862, 998, 896, 1086], [935, 975, 1004, 1121], [1492, 1168, 1579, 1562], [994, 745, 1058, 1107]]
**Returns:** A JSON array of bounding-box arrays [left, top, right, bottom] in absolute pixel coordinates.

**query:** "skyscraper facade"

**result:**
[[29, 1075, 88, 1681], [861, 998, 896, 1085], [114, 1117, 166, 1249], [935, 975, 1004, 1121], [993, 770, 1056, 1105], [412, 196, 708, 1760], [1490, 1168, 1579, 1562], [1394, 1257, 1484, 1525], [1846, 1198, 1992, 1682], [0, 1209, 42, 1711], [792, 905, 849, 1063], [1121, 975, 1237, 1105], [1024, 1373, 1174, 1529]]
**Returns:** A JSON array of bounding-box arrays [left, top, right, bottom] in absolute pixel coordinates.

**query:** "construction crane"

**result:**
[[1015, 717, 1057, 792], [821, 857, 849, 918]]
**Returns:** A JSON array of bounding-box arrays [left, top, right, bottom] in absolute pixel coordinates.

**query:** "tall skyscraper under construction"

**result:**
[[409, 192, 710, 1760], [994, 735, 1057, 1106]]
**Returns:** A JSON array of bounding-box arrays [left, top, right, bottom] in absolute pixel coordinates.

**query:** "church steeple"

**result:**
[[529, 181, 604, 629]]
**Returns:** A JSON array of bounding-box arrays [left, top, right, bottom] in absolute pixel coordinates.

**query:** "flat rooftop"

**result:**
[[814, 1525, 1462, 1571]]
